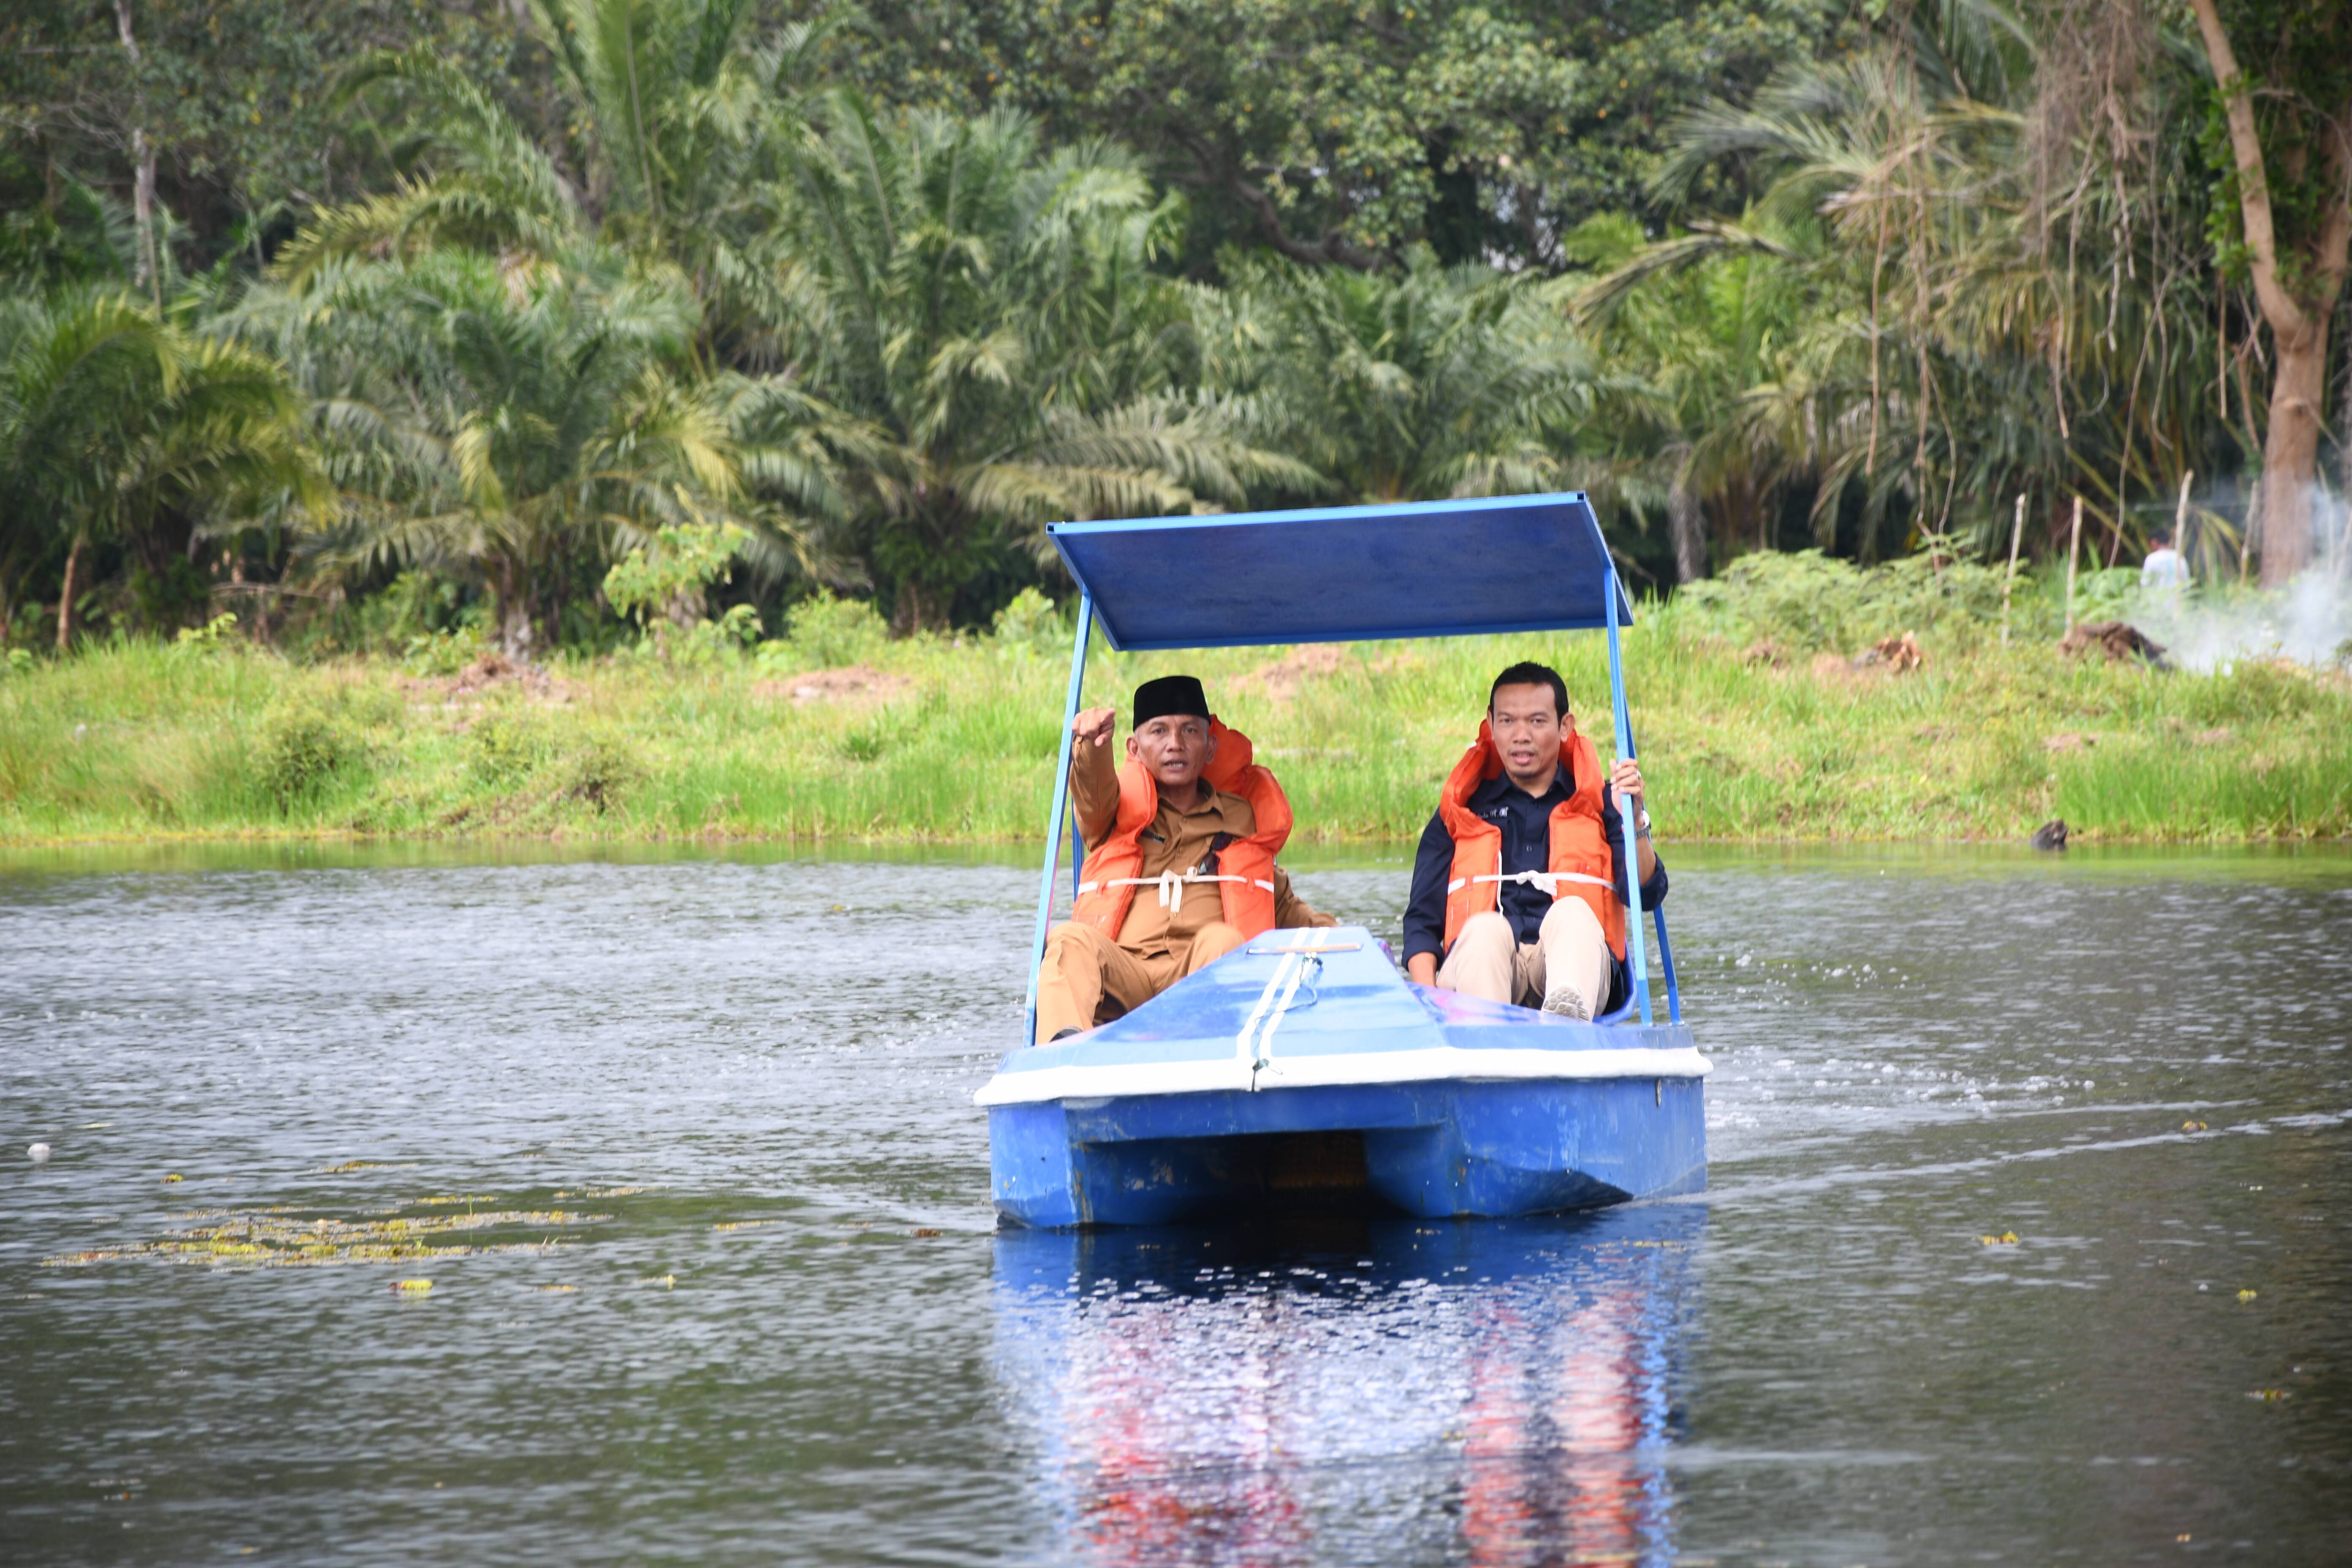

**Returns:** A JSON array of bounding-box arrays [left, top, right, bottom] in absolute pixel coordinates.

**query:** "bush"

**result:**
[[402, 626, 490, 675], [603, 523, 746, 626], [550, 732, 640, 811], [763, 590, 887, 670], [838, 723, 889, 763], [1674, 549, 2011, 653], [257, 695, 366, 809], [652, 604, 764, 667], [360, 571, 471, 654], [173, 612, 240, 652], [467, 710, 552, 784], [2070, 567, 2141, 626], [990, 587, 1069, 658]]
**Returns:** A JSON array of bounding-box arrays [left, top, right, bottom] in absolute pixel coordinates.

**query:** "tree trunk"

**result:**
[[2258, 323, 2330, 582], [57, 535, 85, 652], [891, 581, 927, 638], [2187, 0, 2352, 586], [495, 555, 534, 659], [1667, 472, 1707, 584], [112, 0, 160, 302], [131, 129, 157, 299]]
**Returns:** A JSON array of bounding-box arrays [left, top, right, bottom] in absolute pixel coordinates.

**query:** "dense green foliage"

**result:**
[[1, 0, 2345, 662], [820, 0, 1838, 271]]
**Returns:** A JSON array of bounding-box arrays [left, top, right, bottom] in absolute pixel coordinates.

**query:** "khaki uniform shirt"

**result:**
[[1070, 739, 1334, 959]]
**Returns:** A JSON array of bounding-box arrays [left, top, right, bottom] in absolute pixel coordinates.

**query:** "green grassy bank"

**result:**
[[4, 613, 2346, 846]]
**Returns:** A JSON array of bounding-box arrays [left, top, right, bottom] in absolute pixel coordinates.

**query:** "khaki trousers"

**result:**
[[1034, 920, 1247, 1043], [1435, 900, 1610, 1018]]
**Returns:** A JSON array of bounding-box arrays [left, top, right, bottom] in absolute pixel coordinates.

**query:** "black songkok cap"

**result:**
[[1131, 674, 1211, 729]]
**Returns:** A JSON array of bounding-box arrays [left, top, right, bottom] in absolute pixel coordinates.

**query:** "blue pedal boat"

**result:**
[[979, 492, 1710, 1228]]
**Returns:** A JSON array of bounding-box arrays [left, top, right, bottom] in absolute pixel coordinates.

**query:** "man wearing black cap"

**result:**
[[1034, 674, 1334, 1043]]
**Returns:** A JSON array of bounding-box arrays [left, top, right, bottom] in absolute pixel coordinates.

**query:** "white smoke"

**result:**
[[2130, 485, 2352, 673]]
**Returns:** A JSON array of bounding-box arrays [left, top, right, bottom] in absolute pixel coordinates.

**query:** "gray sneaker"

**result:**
[[1540, 980, 1591, 1021]]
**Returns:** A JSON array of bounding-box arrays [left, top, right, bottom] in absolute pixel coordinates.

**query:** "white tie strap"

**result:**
[[1470, 869, 1616, 894], [1101, 869, 1254, 909]]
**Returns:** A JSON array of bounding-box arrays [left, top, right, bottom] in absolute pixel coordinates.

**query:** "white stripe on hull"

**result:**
[[974, 1045, 1712, 1108]]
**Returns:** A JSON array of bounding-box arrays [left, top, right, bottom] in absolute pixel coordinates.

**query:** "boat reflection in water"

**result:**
[[993, 1202, 1703, 1566]]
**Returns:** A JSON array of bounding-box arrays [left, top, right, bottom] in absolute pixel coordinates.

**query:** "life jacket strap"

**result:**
[[1086, 869, 1276, 909], [1448, 870, 1616, 896]]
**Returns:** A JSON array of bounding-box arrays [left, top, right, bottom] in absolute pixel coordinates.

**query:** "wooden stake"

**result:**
[[56, 534, 88, 651], [2064, 495, 2083, 632], [2217, 291, 2227, 422], [2002, 493, 2025, 646], [2175, 469, 2194, 582]]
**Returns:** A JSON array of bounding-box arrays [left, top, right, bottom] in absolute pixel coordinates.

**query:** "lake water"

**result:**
[[3, 844, 2347, 1565]]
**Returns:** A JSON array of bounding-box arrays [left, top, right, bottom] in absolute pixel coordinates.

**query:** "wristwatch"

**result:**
[[1636, 808, 1652, 836]]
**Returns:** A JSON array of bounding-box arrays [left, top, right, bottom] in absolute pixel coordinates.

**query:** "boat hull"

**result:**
[[983, 926, 1708, 1228], [988, 1072, 1706, 1228]]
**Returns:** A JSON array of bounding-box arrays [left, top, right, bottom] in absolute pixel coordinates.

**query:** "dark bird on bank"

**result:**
[[2030, 819, 2069, 851]]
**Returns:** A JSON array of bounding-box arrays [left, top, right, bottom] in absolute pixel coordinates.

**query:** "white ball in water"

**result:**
[[27, 1143, 52, 1164]]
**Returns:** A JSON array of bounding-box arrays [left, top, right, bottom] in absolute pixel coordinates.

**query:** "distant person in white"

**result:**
[[2141, 527, 2191, 591]]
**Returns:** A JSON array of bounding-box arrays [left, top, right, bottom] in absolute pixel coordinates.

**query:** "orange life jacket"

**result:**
[[1069, 719, 1292, 944], [1437, 717, 1627, 960]]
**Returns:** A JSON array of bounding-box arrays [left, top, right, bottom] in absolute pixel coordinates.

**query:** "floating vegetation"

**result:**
[[554, 1186, 648, 1199], [43, 1200, 612, 1270], [414, 1194, 498, 1206], [710, 1219, 785, 1233], [1979, 1232, 2021, 1246], [392, 1279, 433, 1293]]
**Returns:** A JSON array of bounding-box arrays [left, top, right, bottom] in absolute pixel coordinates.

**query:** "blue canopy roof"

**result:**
[[1046, 492, 1632, 651]]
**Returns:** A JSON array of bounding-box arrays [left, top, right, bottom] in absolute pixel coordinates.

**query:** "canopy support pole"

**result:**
[[1652, 906, 1682, 1024], [1025, 593, 1094, 1043], [1616, 709, 1682, 1025], [1602, 567, 1652, 1026]]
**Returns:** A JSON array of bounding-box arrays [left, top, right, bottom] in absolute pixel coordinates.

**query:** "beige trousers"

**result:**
[[1435, 900, 1611, 1018], [1034, 920, 1247, 1043]]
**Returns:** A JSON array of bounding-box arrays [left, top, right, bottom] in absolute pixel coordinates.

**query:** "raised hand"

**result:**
[[1072, 707, 1116, 748]]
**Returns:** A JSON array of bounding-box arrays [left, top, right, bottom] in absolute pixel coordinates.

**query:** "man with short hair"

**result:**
[[1401, 661, 1665, 1020], [1033, 674, 1334, 1043]]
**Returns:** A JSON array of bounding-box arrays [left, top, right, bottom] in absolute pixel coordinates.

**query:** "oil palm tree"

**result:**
[[1198, 249, 1622, 506], [238, 245, 843, 654], [0, 287, 315, 646], [279, 0, 821, 358], [776, 95, 1312, 630]]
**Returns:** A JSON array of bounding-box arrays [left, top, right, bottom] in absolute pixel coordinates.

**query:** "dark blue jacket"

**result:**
[[1401, 758, 1666, 1013]]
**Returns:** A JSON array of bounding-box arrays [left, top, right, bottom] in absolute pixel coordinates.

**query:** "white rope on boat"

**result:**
[[1241, 927, 1332, 1086], [1232, 953, 1293, 1068]]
